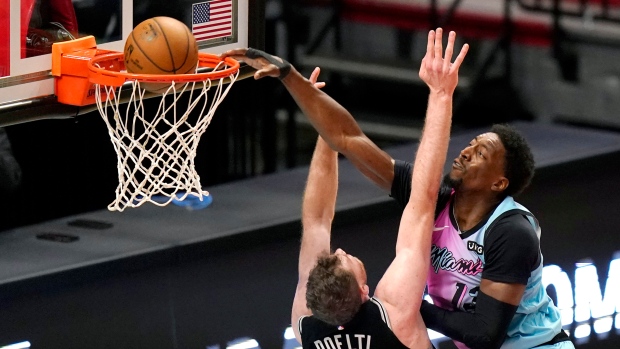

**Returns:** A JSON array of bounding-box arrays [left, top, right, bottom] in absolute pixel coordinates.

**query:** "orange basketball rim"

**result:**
[[52, 36, 240, 106]]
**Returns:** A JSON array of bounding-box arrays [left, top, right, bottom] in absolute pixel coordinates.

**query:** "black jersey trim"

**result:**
[[370, 297, 392, 330], [449, 198, 497, 240]]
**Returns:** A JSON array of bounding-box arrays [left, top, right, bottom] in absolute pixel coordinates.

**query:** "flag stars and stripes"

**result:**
[[192, 0, 233, 42]]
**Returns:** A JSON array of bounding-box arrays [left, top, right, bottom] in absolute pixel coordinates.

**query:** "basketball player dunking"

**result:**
[[225, 29, 468, 348]]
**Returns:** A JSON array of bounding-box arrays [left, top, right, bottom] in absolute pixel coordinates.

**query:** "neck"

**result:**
[[453, 191, 502, 232]]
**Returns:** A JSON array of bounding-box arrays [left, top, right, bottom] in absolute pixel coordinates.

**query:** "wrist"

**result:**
[[428, 89, 454, 100], [282, 67, 318, 91]]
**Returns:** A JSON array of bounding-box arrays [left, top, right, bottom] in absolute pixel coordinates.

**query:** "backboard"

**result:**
[[0, 0, 265, 126]]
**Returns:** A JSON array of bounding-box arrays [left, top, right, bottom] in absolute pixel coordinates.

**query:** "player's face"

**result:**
[[335, 248, 367, 287], [449, 132, 507, 193]]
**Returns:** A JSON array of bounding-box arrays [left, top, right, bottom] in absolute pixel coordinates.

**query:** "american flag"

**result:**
[[192, 0, 233, 42]]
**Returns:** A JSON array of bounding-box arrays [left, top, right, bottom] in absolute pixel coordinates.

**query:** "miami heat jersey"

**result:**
[[430, 195, 562, 349], [391, 160, 565, 349]]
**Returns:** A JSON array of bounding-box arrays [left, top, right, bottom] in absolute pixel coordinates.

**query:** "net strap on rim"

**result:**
[[91, 53, 240, 212]]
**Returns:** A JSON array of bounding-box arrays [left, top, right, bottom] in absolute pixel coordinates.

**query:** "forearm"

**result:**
[[420, 291, 517, 349], [302, 136, 338, 229], [281, 69, 361, 152], [298, 137, 336, 278], [281, 68, 394, 190], [411, 91, 452, 202], [395, 92, 452, 253]]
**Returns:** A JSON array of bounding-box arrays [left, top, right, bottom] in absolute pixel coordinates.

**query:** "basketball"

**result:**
[[124, 16, 199, 93]]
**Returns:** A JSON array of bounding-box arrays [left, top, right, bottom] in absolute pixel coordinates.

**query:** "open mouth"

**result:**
[[452, 159, 463, 170]]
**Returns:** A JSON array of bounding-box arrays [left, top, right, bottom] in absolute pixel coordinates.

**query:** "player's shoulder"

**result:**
[[491, 209, 536, 231], [486, 209, 538, 246]]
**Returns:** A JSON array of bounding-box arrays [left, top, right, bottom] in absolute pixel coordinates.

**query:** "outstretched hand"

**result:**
[[219, 48, 292, 80], [418, 28, 469, 95]]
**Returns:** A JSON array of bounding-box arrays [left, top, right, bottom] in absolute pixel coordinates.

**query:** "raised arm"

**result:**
[[290, 135, 338, 344], [373, 29, 469, 347], [220, 49, 395, 191], [287, 68, 335, 344]]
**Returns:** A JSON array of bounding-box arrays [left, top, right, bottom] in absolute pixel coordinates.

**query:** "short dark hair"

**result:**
[[306, 253, 362, 325], [491, 124, 535, 197]]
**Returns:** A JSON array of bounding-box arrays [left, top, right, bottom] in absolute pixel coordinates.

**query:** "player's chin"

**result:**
[[448, 167, 460, 178], [447, 172, 463, 189]]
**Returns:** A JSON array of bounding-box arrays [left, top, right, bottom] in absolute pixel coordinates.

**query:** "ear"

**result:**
[[361, 284, 370, 300], [491, 177, 509, 193]]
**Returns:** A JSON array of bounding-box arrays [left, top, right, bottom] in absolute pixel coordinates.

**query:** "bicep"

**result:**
[[374, 249, 428, 322], [375, 199, 434, 303], [298, 225, 330, 275], [374, 250, 430, 346]]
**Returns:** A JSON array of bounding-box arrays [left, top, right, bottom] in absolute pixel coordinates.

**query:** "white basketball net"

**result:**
[[94, 70, 239, 212]]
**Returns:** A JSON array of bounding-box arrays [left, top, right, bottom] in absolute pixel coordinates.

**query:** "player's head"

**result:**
[[448, 124, 534, 198], [306, 249, 369, 325], [490, 124, 535, 197]]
